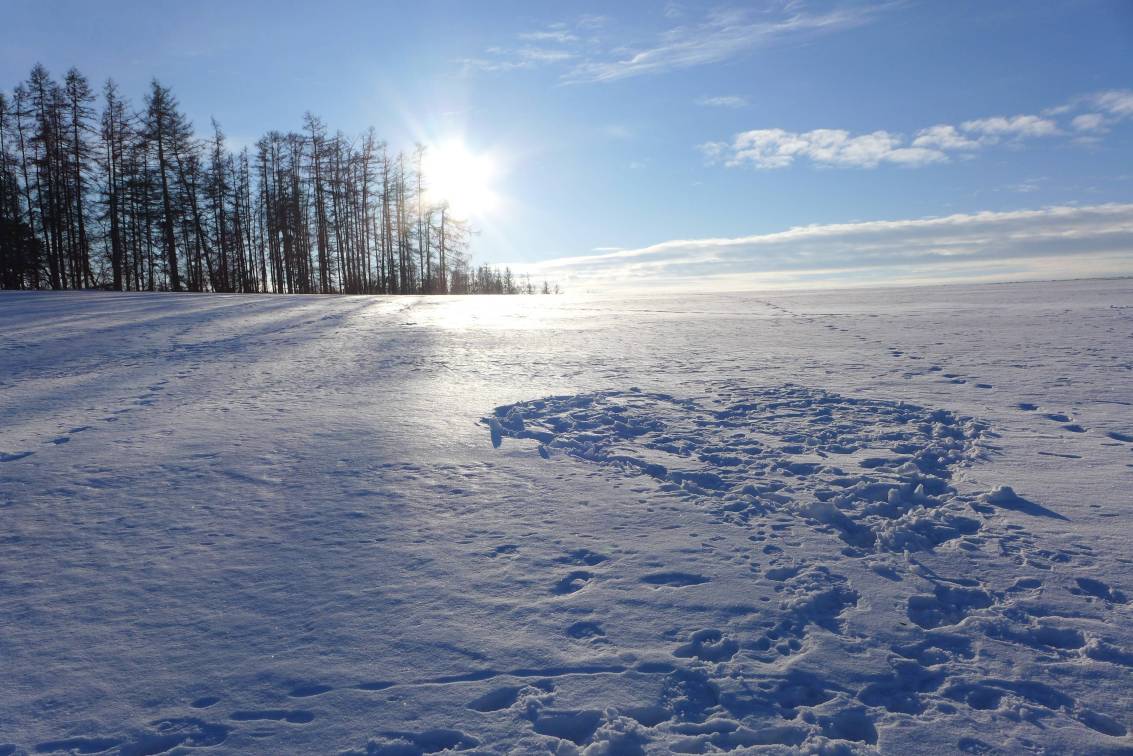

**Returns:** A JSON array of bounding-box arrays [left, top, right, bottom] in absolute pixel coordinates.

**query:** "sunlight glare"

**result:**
[[423, 139, 499, 219]]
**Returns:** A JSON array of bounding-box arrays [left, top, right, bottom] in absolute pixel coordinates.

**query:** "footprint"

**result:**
[[230, 709, 315, 724], [360, 729, 480, 753], [133, 717, 229, 751], [1071, 577, 1127, 604], [1062, 424, 1086, 433], [1017, 403, 1038, 411], [556, 548, 609, 566], [0, 451, 33, 462], [552, 571, 593, 595], [566, 621, 606, 640], [191, 695, 221, 708], [467, 685, 522, 712], [1106, 431, 1133, 443], [35, 737, 123, 754], [640, 571, 710, 588], [818, 708, 878, 745], [765, 565, 803, 581], [1045, 413, 1071, 423], [1077, 709, 1127, 737], [907, 585, 994, 629], [288, 683, 333, 698], [355, 680, 395, 691], [530, 709, 603, 745], [673, 629, 739, 662]]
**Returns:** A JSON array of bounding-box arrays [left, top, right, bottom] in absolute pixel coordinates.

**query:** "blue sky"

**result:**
[[4, 0, 1132, 289]]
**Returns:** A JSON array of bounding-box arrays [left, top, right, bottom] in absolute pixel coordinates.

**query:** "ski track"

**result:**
[[0, 283, 1130, 754]]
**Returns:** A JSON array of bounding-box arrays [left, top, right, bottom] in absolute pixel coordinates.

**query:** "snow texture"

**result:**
[[1, 280, 1131, 754]]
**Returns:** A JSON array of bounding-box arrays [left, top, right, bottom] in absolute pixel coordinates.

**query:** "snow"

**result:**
[[0, 279, 1131, 754]]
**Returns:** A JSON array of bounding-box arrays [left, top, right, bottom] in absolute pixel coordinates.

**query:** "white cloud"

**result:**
[[1092, 90, 1133, 117], [1072, 113, 1107, 133], [960, 114, 1060, 140], [706, 99, 1110, 171], [712, 127, 947, 169], [517, 204, 1133, 291], [1043, 89, 1133, 137], [696, 95, 748, 108], [912, 124, 981, 150]]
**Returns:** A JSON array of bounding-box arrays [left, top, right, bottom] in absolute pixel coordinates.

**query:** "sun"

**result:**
[[422, 139, 499, 219]]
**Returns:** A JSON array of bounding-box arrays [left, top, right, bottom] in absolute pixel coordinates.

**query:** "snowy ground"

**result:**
[[1, 279, 1131, 755]]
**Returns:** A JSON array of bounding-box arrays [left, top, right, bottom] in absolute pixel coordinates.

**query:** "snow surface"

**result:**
[[0, 279, 1131, 755]]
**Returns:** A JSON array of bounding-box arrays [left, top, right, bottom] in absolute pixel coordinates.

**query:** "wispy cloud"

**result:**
[[696, 95, 749, 108], [460, 44, 578, 73], [517, 30, 579, 44], [703, 91, 1132, 170], [565, 5, 881, 83], [459, 21, 583, 73], [518, 203, 1133, 290], [461, 4, 887, 83]]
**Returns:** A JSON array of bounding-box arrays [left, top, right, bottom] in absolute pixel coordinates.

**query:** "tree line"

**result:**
[[0, 64, 557, 295]]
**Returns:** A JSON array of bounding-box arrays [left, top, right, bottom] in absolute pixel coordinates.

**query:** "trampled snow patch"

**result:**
[[486, 384, 993, 555], [482, 383, 1132, 752]]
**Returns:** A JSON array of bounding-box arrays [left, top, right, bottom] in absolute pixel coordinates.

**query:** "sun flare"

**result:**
[[422, 139, 499, 219]]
